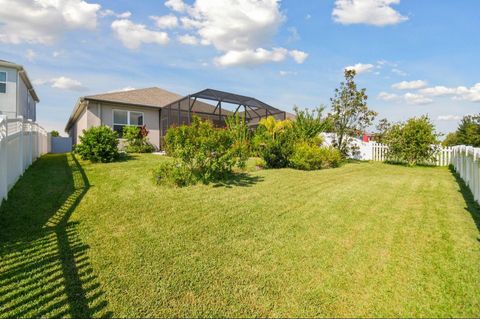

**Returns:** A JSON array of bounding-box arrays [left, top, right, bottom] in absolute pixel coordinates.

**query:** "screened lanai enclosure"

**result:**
[[160, 88, 287, 144]]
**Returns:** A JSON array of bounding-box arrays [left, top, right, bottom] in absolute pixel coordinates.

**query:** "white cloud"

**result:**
[[0, 0, 101, 44], [100, 9, 131, 19], [164, 0, 306, 67], [345, 63, 375, 74], [34, 76, 86, 91], [279, 70, 297, 77], [111, 19, 169, 50], [165, 0, 187, 12], [437, 115, 462, 121], [419, 86, 458, 96], [378, 92, 399, 101], [392, 80, 428, 90], [51, 76, 85, 91], [332, 0, 408, 26], [25, 49, 37, 62], [150, 14, 178, 29], [52, 51, 63, 58], [305, 14, 312, 20], [178, 34, 199, 45], [214, 48, 289, 67], [419, 83, 480, 102], [107, 86, 136, 93], [455, 84, 480, 102], [289, 50, 308, 64], [391, 68, 407, 76], [287, 27, 300, 42], [404, 92, 433, 105]]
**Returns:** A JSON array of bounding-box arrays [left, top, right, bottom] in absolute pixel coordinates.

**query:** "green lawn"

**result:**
[[1, 153, 480, 318]]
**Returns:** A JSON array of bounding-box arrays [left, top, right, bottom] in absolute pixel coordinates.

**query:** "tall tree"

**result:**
[[375, 118, 391, 144], [330, 69, 377, 156], [456, 114, 480, 147]]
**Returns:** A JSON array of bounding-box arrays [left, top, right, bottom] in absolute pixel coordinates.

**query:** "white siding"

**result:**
[[0, 66, 17, 118]]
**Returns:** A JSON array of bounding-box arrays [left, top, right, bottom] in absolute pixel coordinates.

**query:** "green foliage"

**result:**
[[159, 116, 249, 186], [375, 118, 391, 144], [122, 125, 155, 153], [291, 106, 330, 142], [50, 130, 60, 137], [289, 142, 342, 170], [442, 132, 459, 147], [254, 116, 295, 168], [153, 161, 194, 187], [75, 126, 119, 163], [254, 114, 341, 170], [383, 115, 440, 166], [330, 69, 377, 156], [456, 114, 480, 147]]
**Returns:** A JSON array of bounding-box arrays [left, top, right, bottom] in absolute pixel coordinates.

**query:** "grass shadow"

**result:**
[[212, 172, 264, 188], [383, 160, 439, 168], [0, 153, 112, 318], [449, 166, 480, 235]]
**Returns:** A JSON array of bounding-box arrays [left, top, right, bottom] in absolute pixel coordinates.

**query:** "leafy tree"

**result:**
[[442, 132, 459, 147], [375, 118, 391, 144], [383, 115, 440, 166], [330, 69, 377, 156], [456, 114, 480, 147], [50, 130, 60, 137]]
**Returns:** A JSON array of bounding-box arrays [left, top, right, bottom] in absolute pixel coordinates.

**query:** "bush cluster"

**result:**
[[290, 142, 342, 170], [254, 112, 341, 170], [383, 116, 440, 166], [123, 125, 155, 153], [156, 116, 249, 186], [75, 126, 119, 163]]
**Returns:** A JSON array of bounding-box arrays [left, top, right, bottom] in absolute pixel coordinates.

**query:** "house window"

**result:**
[[0, 72, 6, 93], [113, 109, 144, 136]]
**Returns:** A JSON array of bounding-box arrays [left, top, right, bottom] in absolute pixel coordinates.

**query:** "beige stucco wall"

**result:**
[[86, 101, 160, 150], [70, 106, 88, 145]]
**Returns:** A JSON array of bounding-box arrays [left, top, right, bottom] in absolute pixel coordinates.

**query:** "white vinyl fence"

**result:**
[[371, 143, 453, 166], [452, 145, 480, 205], [0, 115, 48, 203]]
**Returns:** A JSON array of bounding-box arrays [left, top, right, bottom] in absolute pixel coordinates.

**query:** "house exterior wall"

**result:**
[[71, 107, 88, 145], [0, 66, 17, 118], [17, 76, 36, 121], [85, 101, 161, 150]]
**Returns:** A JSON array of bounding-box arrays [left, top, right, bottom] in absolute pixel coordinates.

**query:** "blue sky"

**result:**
[[1, 0, 479, 135]]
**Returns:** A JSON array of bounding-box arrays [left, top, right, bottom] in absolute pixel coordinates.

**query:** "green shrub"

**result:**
[[75, 126, 119, 163], [158, 116, 249, 186], [289, 142, 342, 170], [123, 125, 155, 153], [153, 161, 195, 187], [383, 115, 440, 166]]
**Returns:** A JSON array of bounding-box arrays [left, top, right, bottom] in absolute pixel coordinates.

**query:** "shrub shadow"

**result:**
[[0, 153, 112, 318], [212, 173, 264, 188], [449, 166, 480, 236]]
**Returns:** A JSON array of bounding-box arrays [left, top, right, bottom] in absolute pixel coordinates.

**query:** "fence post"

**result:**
[[17, 116, 24, 178], [0, 115, 8, 202]]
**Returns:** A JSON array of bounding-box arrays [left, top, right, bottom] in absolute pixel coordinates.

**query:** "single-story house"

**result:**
[[65, 87, 286, 150]]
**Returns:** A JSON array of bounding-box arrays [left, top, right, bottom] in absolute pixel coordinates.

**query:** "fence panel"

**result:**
[[452, 146, 480, 205], [0, 115, 48, 204], [370, 143, 452, 167]]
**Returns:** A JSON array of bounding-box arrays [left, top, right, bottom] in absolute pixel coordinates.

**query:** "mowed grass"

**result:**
[[1, 153, 480, 317]]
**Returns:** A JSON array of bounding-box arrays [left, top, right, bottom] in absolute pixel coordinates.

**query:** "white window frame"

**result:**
[[112, 109, 144, 136], [0, 71, 6, 94]]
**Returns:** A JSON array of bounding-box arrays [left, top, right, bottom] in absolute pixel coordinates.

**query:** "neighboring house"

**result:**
[[0, 60, 39, 121], [65, 87, 286, 150]]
